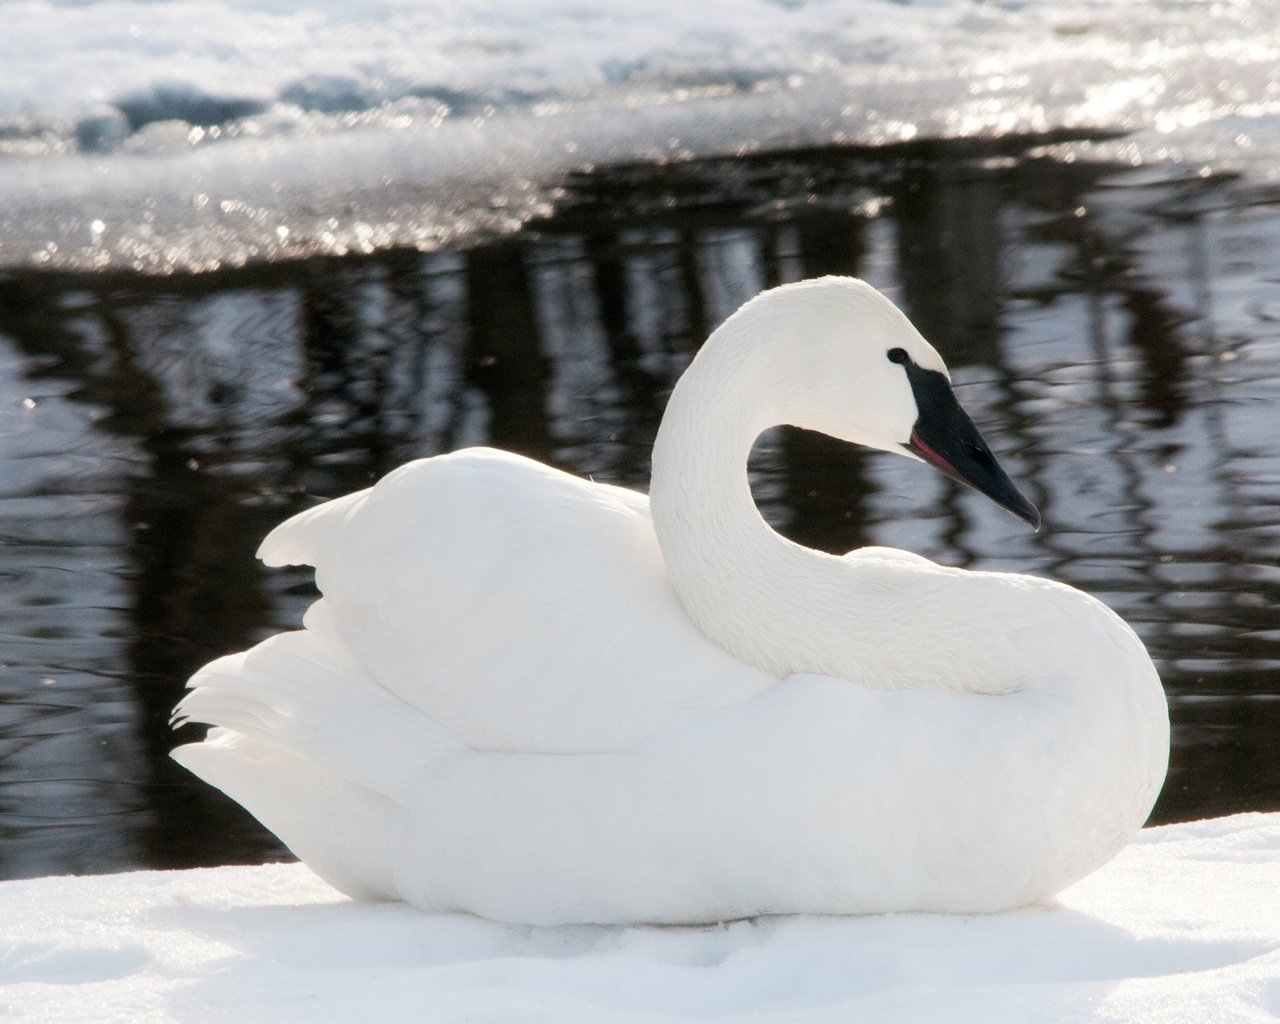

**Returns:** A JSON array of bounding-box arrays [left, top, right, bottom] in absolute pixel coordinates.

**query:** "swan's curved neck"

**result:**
[[650, 329, 853, 683], [648, 325, 1059, 694]]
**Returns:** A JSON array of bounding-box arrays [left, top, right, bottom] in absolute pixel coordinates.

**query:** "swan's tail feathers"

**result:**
[[256, 489, 369, 567], [173, 627, 463, 902], [174, 627, 463, 795], [171, 736, 399, 902]]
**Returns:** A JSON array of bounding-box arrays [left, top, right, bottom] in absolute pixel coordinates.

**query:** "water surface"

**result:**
[[1, 142, 1279, 879]]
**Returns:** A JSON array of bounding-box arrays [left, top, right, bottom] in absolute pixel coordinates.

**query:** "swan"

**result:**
[[172, 276, 1169, 926]]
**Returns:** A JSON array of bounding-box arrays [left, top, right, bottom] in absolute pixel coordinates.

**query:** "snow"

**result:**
[[3, 0, 1278, 165], [3, 0, 1280, 271], [3, 814, 1279, 1023]]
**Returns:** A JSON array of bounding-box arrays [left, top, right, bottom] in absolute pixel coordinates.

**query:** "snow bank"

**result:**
[[3, 814, 1279, 1022], [3, 0, 1280, 271], [4, 0, 1278, 166]]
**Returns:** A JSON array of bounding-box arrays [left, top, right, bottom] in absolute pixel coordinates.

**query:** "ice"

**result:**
[[2, 814, 1279, 1022], [3, 0, 1280, 271]]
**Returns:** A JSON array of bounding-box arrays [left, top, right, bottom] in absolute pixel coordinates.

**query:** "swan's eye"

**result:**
[[887, 347, 908, 365]]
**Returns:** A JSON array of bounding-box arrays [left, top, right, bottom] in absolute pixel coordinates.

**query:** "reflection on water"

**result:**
[[1, 143, 1279, 880]]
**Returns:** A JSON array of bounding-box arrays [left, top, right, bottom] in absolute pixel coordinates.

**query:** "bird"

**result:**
[[172, 276, 1169, 926]]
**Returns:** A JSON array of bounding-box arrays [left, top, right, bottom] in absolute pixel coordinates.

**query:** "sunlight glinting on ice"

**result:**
[[1, 0, 1278, 266]]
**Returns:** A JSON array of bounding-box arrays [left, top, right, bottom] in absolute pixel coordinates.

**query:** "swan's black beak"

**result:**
[[899, 361, 1041, 531]]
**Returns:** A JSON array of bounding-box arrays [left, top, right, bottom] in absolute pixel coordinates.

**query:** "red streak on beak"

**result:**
[[909, 428, 962, 479]]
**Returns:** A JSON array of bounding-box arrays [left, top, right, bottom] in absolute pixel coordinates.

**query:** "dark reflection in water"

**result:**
[[1, 143, 1279, 880]]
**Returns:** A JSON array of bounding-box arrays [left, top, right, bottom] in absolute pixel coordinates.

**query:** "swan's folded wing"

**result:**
[[258, 488, 369, 567], [253, 448, 774, 753]]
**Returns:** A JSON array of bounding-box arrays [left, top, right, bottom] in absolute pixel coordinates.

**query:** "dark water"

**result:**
[[1, 141, 1279, 881]]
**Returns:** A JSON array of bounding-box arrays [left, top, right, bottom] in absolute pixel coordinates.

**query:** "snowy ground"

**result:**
[[3, 814, 1279, 1023]]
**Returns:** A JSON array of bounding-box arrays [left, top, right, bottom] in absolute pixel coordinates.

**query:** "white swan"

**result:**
[[172, 276, 1169, 926]]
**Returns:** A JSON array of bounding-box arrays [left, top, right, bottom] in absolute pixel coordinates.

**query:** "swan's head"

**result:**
[[731, 277, 1040, 529]]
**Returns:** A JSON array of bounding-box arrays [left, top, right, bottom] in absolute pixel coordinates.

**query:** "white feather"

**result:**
[[173, 276, 1169, 925]]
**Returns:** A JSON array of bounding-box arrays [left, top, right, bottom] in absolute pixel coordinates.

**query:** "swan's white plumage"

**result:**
[[249, 449, 775, 753], [173, 276, 1169, 926]]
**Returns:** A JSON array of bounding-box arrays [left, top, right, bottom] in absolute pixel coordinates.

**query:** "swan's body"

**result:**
[[174, 277, 1168, 925]]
